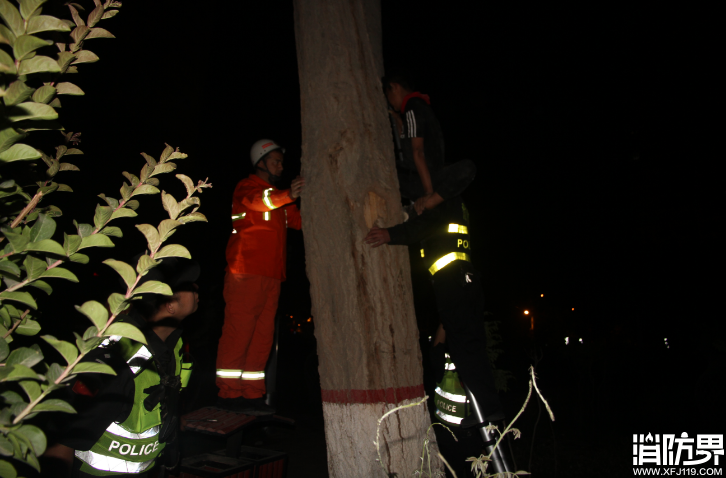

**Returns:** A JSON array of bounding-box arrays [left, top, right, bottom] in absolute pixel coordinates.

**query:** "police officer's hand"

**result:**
[[414, 194, 432, 215], [290, 176, 305, 199], [364, 226, 390, 248]]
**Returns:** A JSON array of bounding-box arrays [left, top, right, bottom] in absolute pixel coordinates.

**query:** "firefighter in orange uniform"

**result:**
[[216, 139, 304, 413]]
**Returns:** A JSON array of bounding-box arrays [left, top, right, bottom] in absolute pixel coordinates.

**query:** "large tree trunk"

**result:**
[[294, 1, 442, 477]]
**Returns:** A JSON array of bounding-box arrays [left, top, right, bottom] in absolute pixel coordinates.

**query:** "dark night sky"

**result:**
[[36, 2, 720, 352]]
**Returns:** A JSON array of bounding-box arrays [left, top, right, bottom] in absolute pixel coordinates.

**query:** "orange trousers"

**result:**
[[216, 273, 281, 399]]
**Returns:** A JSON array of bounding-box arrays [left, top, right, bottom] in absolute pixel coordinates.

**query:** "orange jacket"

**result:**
[[225, 174, 302, 280]]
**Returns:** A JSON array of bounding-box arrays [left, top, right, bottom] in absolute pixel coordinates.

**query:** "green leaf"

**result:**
[[155, 244, 191, 260], [44, 362, 63, 384], [107, 292, 127, 316], [5, 345, 43, 367], [0, 0, 23, 37], [3, 80, 35, 107], [150, 162, 177, 177], [0, 23, 16, 46], [19, 380, 41, 402], [135, 224, 159, 251], [132, 280, 172, 297], [0, 337, 8, 362], [82, 325, 97, 340], [27, 280, 51, 296], [161, 191, 180, 219], [98, 193, 118, 208], [0, 363, 38, 382], [165, 150, 187, 162], [105, 322, 146, 344], [63, 233, 82, 256], [13, 35, 53, 61], [75, 300, 107, 330], [157, 219, 181, 243], [18, 55, 62, 75], [72, 361, 116, 375], [30, 398, 76, 414], [131, 184, 159, 197], [78, 234, 114, 250], [74, 222, 94, 238], [103, 259, 136, 290], [86, 4, 103, 27], [119, 182, 133, 201], [19, 0, 48, 19], [125, 199, 140, 210], [40, 267, 78, 282], [25, 239, 64, 256], [122, 171, 139, 186], [1, 390, 24, 404], [135, 254, 159, 276], [41, 335, 78, 365], [6, 102, 58, 122], [0, 260, 21, 276], [177, 174, 196, 197], [110, 207, 137, 221], [26, 14, 71, 34], [71, 49, 98, 64], [0, 127, 27, 154], [0, 48, 16, 74], [93, 204, 112, 229], [17, 424, 46, 456], [0, 460, 17, 477], [0, 291, 37, 309], [68, 253, 88, 264], [59, 162, 80, 171], [100, 226, 122, 237], [15, 318, 40, 336], [86, 27, 114, 39], [23, 254, 47, 281], [0, 143, 41, 162], [102, 9, 119, 19], [55, 82, 84, 95], [29, 213, 55, 241], [1, 227, 28, 253], [31, 84, 56, 103], [178, 212, 208, 224]]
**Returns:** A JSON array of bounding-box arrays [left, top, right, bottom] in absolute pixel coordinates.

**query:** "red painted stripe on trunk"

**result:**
[[321, 384, 425, 404]]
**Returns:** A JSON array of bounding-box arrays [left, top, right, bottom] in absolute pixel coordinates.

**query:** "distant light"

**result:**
[[232, 229, 237, 234], [571, 308, 575, 311], [565, 337, 569, 345], [664, 338, 668, 341], [524, 310, 530, 315], [579, 338, 583, 344], [290, 315, 293, 318], [307, 318, 312, 322], [297, 323, 301, 327], [428, 336, 432, 342], [540, 294, 544, 297]]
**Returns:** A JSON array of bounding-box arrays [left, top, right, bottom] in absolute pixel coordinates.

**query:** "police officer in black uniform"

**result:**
[[365, 197, 503, 421]]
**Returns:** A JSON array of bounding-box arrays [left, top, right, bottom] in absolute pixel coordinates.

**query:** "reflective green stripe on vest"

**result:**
[[434, 356, 470, 427], [77, 336, 186, 475], [428, 252, 471, 275]]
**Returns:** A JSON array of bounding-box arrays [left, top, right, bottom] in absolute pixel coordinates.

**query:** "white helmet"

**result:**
[[250, 139, 285, 167]]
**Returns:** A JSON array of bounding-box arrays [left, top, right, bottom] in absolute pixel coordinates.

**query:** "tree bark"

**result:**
[[293, 1, 442, 477]]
